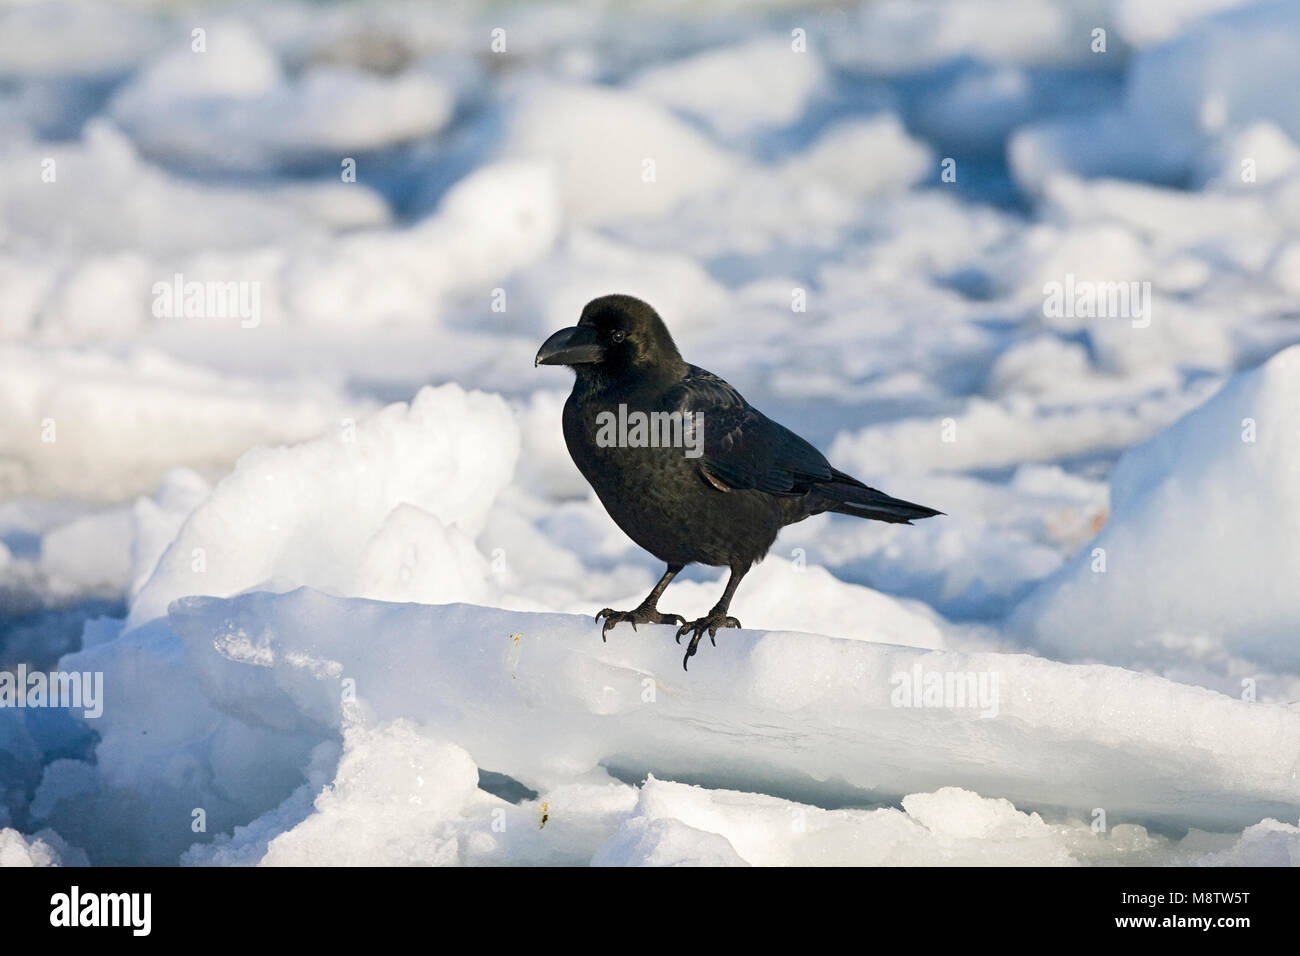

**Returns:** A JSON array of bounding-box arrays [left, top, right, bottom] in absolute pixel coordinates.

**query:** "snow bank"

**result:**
[[1013, 345, 1300, 671]]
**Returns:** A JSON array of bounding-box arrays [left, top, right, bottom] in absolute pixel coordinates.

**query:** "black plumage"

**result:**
[[536, 294, 942, 669]]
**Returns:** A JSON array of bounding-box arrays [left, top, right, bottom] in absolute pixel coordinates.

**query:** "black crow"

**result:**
[[536, 294, 942, 669]]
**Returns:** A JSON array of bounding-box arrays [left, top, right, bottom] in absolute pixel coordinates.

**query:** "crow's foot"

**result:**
[[596, 605, 686, 641], [675, 613, 741, 670]]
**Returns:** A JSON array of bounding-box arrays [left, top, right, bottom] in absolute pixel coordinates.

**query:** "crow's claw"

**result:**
[[675, 613, 741, 669], [595, 606, 686, 641]]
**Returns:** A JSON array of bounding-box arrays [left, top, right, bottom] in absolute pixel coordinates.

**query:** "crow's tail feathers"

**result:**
[[812, 472, 944, 525]]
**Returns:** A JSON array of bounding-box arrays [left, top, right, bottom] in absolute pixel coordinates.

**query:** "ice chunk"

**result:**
[[593, 816, 748, 867], [1013, 345, 1300, 671], [128, 383, 518, 627], [258, 720, 492, 867], [0, 346, 363, 501], [633, 37, 828, 142], [1192, 819, 1300, 866], [109, 22, 454, 171], [167, 589, 1300, 833], [498, 83, 739, 225], [1011, 1, 1300, 190], [778, 114, 931, 200]]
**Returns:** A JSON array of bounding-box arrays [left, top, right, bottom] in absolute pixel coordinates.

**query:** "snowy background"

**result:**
[[2, 0, 1300, 867]]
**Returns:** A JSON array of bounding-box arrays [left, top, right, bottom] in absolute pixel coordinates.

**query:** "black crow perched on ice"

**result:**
[[536, 294, 942, 669]]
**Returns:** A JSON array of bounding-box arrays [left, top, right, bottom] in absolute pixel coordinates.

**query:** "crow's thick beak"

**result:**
[[535, 325, 605, 367]]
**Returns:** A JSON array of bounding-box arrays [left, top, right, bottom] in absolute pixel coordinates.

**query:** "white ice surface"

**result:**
[[1013, 344, 1300, 672], [4, 0, 1300, 868], [161, 588, 1300, 836]]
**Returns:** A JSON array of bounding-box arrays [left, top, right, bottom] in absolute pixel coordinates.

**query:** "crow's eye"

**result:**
[[611, 330, 626, 343]]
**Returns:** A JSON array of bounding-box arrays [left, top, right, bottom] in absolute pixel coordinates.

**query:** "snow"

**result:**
[[597, 780, 1120, 866], [778, 115, 932, 200], [3, 0, 1300, 868], [126, 383, 517, 629], [1012, 345, 1300, 672], [154, 590, 1300, 835], [0, 1, 165, 79], [829, 386, 1216, 476], [0, 121, 390, 260], [497, 83, 740, 226], [0, 346, 367, 500], [108, 22, 457, 172], [1113, 0, 1258, 48], [1011, 0, 1300, 191], [828, 0, 1098, 75], [633, 37, 829, 143], [255, 721, 486, 867], [1192, 819, 1300, 866]]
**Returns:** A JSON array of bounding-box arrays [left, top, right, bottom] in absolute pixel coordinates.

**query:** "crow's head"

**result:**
[[535, 294, 684, 378]]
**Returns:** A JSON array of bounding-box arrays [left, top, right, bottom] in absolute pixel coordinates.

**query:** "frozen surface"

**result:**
[[125, 383, 518, 628], [161, 589, 1300, 836], [1011, 1, 1300, 190], [0, 346, 367, 500], [1013, 345, 1300, 671], [3, 0, 1300, 867], [109, 22, 457, 172]]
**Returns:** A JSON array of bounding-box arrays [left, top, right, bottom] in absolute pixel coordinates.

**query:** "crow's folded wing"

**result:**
[[665, 366, 834, 496]]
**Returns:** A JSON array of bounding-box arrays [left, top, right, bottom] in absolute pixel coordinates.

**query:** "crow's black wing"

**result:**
[[664, 366, 834, 496]]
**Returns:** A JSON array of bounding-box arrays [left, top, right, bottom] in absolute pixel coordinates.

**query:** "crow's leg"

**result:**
[[596, 564, 686, 640], [676, 564, 747, 669]]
